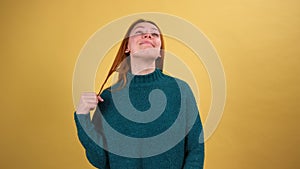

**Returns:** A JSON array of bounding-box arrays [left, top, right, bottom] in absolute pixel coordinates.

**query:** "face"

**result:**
[[127, 22, 162, 59]]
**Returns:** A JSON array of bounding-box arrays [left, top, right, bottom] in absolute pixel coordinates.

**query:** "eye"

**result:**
[[151, 33, 160, 37], [135, 30, 143, 35]]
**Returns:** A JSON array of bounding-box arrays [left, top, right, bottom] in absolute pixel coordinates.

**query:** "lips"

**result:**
[[139, 40, 154, 47]]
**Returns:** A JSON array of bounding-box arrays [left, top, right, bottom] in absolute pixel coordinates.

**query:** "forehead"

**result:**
[[131, 22, 159, 31]]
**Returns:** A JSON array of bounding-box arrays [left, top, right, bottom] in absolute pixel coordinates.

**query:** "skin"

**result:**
[[127, 22, 162, 75], [76, 22, 162, 114]]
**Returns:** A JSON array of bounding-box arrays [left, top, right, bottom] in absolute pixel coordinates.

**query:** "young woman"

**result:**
[[74, 19, 205, 169]]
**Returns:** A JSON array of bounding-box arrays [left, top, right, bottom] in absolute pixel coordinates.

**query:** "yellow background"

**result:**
[[0, 0, 299, 169]]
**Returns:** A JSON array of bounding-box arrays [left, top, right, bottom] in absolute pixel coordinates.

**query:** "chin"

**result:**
[[132, 48, 160, 59]]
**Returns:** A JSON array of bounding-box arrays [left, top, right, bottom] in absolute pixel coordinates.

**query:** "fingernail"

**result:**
[[98, 96, 104, 102]]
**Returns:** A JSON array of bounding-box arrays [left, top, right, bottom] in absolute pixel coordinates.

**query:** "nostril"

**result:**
[[143, 33, 152, 39]]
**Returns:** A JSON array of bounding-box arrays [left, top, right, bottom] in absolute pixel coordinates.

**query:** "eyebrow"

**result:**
[[133, 26, 158, 31]]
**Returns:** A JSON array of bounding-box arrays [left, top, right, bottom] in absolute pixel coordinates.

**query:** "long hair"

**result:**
[[97, 19, 165, 95]]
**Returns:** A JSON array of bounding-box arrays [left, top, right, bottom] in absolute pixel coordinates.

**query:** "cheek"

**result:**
[[155, 39, 162, 48], [128, 37, 138, 49]]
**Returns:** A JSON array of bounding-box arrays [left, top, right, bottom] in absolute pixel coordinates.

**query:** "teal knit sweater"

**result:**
[[74, 69, 204, 169]]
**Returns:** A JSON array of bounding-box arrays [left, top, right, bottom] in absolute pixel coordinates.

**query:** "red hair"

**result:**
[[97, 19, 165, 95]]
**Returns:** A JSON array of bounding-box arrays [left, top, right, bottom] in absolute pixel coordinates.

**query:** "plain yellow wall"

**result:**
[[0, 0, 299, 169]]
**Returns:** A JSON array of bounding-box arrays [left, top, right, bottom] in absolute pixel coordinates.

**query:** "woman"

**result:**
[[74, 19, 205, 169]]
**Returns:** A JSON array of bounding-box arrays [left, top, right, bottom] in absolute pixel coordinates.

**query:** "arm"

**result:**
[[182, 84, 205, 169], [74, 112, 109, 168], [74, 92, 109, 168], [183, 115, 205, 169]]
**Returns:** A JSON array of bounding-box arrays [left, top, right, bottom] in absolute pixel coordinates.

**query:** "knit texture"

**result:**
[[74, 69, 204, 169]]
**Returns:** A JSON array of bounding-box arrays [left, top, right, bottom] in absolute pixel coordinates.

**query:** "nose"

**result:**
[[142, 33, 152, 39]]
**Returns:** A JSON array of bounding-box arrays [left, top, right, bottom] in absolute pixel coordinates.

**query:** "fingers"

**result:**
[[76, 92, 104, 114], [82, 95, 98, 103], [97, 95, 104, 102], [82, 92, 102, 102], [80, 92, 104, 101]]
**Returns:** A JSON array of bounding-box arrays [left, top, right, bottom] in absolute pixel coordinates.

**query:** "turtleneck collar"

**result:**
[[126, 68, 164, 84]]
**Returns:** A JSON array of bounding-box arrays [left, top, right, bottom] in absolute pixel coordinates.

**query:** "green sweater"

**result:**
[[74, 69, 204, 169]]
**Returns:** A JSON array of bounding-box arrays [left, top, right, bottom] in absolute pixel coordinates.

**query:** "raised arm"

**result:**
[[74, 92, 108, 168]]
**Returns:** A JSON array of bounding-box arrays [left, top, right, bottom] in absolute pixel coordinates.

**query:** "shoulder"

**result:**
[[161, 72, 192, 91], [161, 72, 197, 102]]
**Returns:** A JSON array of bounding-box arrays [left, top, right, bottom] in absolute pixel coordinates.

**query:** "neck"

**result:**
[[130, 57, 156, 75]]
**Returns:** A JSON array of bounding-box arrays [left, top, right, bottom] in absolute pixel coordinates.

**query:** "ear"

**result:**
[[125, 43, 130, 53]]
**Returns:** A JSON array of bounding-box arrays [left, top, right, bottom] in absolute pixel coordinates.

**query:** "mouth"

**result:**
[[139, 41, 154, 47]]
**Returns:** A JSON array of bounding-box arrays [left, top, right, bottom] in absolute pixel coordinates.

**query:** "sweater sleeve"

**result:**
[[74, 110, 109, 169], [182, 83, 205, 169]]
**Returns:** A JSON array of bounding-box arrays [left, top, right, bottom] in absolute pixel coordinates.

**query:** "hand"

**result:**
[[76, 92, 104, 114]]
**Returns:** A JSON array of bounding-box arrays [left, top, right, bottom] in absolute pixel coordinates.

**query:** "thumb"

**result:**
[[97, 95, 104, 102]]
